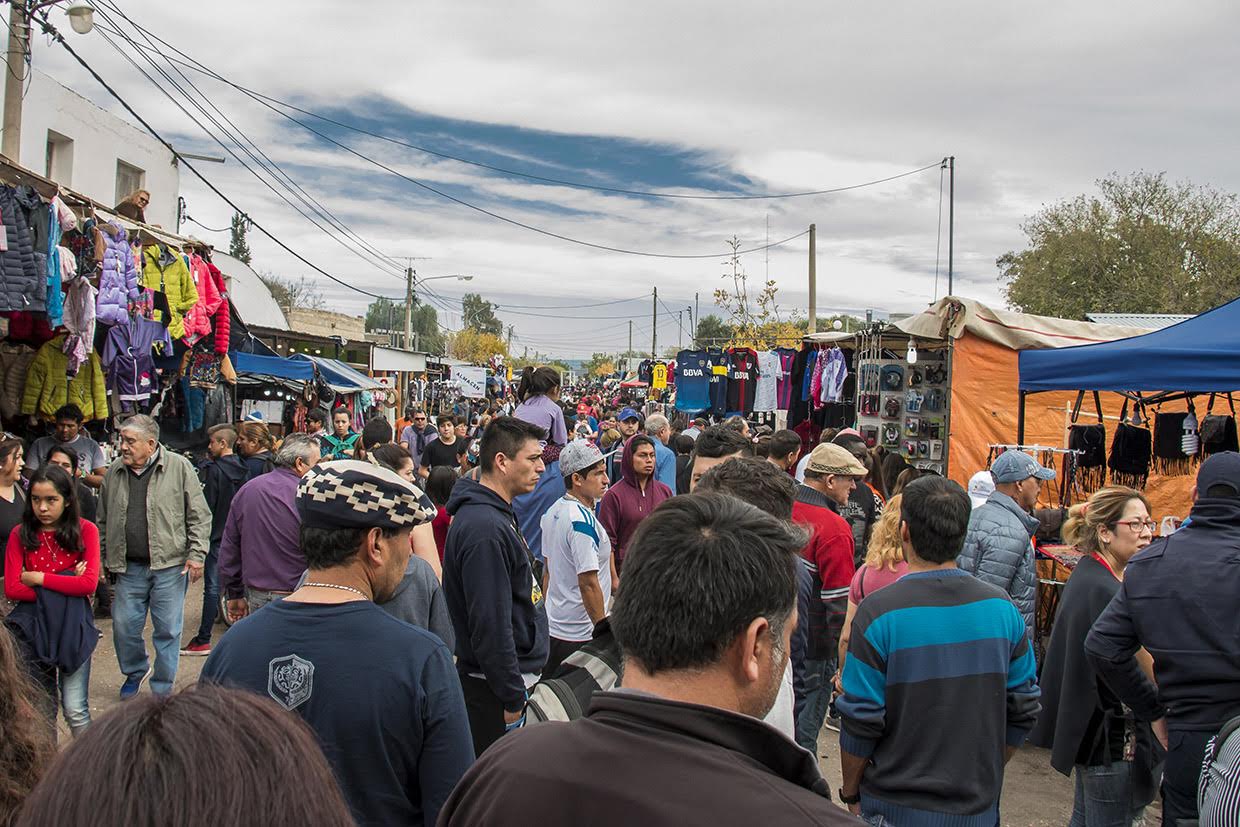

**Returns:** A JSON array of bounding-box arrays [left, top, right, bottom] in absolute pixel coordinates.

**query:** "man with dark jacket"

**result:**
[[443, 416, 550, 755], [439, 493, 856, 827], [1086, 452, 1240, 825], [957, 450, 1056, 642], [182, 425, 248, 655]]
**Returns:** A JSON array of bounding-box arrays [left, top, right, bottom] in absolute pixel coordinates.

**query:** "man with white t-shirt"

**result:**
[[539, 440, 616, 677]]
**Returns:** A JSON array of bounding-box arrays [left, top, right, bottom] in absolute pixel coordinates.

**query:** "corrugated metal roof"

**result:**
[[1085, 313, 1194, 330]]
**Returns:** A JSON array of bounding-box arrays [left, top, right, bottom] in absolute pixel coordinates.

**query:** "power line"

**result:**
[[92, 10, 941, 203]]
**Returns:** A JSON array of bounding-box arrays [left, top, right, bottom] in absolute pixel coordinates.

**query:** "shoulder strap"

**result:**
[[1205, 714, 1240, 766], [858, 566, 868, 600]]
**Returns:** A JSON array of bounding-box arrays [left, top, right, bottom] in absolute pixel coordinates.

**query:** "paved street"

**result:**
[[63, 577, 1159, 826]]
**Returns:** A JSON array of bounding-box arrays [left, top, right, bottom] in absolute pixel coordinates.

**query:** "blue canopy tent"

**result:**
[[1016, 296, 1240, 441], [290, 354, 383, 392], [230, 352, 316, 381]]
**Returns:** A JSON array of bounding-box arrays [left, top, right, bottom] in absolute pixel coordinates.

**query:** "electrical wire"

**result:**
[[184, 215, 232, 233], [91, 6, 941, 203], [35, 15, 402, 303]]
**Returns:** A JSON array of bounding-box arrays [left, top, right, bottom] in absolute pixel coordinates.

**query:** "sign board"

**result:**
[[452, 366, 487, 399]]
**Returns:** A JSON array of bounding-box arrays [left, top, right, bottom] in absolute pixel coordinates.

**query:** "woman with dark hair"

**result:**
[[425, 466, 458, 563], [234, 421, 275, 480], [0, 436, 26, 607], [0, 625, 54, 825], [320, 407, 359, 461], [14, 685, 355, 827], [514, 366, 568, 456], [4, 465, 99, 737]]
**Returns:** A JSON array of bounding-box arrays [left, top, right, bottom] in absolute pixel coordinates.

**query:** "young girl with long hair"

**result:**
[[3, 465, 100, 738]]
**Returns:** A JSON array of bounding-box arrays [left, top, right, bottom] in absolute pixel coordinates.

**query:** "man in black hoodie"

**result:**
[[443, 416, 550, 755], [1086, 452, 1240, 825], [182, 425, 248, 655]]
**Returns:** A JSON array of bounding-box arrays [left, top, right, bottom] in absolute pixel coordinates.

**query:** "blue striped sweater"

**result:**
[[837, 568, 1040, 827]]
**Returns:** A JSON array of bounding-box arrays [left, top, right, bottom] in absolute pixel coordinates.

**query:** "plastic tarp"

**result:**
[[1020, 296, 1240, 392], [891, 297, 1140, 350], [230, 351, 315, 381], [291, 354, 383, 392]]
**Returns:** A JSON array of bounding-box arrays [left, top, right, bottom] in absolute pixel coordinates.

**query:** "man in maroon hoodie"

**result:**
[[598, 435, 673, 570]]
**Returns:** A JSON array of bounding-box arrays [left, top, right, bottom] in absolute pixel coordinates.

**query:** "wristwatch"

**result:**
[[837, 788, 861, 805]]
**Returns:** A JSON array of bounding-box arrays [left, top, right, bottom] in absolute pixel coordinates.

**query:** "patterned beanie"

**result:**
[[297, 460, 437, 530]]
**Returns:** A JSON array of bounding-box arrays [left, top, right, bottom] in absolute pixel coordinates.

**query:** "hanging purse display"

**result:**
[[1200, 393, 1239, 455], [1109, 398, 1152, 489], [1152, 406, 1197, 477], [1068, 390, 1107, 495]]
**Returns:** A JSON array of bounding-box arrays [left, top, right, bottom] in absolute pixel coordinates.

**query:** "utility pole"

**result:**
[[2, 3, 29, 162], [807, 224, 817, 335], [678, 310, 683, 349], [947, 155, 955, 297], [694, 293, 699, 344], [651, 287, 658, 359], [628, 320, 633, 367], [404, 265, 415, 350]]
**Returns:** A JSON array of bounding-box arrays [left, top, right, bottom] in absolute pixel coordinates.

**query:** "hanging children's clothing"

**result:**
[[96, 222, 139, 326], [140, 244, 198, 339], [101, 316, 174, 413], [753, 350, 780, 413]]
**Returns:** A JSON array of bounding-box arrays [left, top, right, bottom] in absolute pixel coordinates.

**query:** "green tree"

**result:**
[[461, 293, 503, 335], [228, 212, 252, 265], [1000, 171, 1240, 319], [365, 297, 445, 353], [693, 314, 732, 347]]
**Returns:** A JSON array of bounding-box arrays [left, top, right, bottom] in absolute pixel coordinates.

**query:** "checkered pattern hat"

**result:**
[[297, 460, 437, 530]]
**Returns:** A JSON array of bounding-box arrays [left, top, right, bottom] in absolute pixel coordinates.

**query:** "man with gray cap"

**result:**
[[539, 440, 616, 676], [201, 460, 473, 827], [1086, 452, 1240, 825], [957, 450, 1056, 642]]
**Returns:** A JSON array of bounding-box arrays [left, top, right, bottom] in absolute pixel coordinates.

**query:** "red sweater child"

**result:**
[[3, 520, 101, 602]]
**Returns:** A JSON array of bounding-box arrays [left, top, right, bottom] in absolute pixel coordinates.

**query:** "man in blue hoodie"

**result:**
[[443, 416, 551, 755]]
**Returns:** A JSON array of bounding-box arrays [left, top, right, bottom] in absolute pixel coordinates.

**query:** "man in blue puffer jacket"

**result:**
[[957, 451, 1056, 643]]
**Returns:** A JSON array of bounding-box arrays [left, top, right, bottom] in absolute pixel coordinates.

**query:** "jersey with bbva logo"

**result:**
[[674, 349, 712, 412], [726, 347, 758, 414]]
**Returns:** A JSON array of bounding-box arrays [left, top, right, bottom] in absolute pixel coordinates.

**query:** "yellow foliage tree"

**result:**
[[593, 360, 616, 377], [449, 329, 509, 364], [713, 236, 802, 350]]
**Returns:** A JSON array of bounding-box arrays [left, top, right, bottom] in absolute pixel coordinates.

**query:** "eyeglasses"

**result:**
[[1115, 519, 1157, 533]]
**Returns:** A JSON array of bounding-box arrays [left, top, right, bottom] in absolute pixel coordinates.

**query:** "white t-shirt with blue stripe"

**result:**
[[539, 496, 613, 642]]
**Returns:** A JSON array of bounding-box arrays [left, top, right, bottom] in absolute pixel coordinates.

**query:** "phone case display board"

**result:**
[[856, 349, 948, 474]]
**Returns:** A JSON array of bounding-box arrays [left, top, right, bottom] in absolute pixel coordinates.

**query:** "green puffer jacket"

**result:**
[[98, 448, 212, 572], [141, 244, 198, 339]]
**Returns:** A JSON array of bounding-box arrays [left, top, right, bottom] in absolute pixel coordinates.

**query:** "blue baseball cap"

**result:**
[[990, 450, 1056, 484], [618, 407, 643, 423]]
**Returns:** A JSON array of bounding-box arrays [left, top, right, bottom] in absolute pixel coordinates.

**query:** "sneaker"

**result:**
[[119, 665, 153, 700], [180, 641, 212, 656], [825, 714, 841, 733]]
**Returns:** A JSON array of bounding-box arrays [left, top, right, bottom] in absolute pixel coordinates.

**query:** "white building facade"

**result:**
[[10, 69, 179, 227]]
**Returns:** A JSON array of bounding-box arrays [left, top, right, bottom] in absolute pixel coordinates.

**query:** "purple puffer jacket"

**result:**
[[96, 222, 139, 325]]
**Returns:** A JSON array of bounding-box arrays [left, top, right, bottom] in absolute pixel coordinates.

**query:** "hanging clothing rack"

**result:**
[[989, 443, 1083, 455]]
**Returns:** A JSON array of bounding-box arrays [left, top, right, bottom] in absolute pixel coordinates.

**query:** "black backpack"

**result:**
[[526, 619, 622, 723]]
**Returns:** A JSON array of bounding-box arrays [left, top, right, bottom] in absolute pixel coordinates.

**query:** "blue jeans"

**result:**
[[113, 563, 188, 695], [181, 378, 205, 431], [60, 658, 91, 734], [192, 544, 220, 644], [795, 657, 836, 753], [1069, 762, 1145, 827]]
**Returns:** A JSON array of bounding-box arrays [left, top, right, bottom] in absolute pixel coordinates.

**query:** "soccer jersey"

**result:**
[[753, 350, 780, 412], [674, 350, 712, 412], [726, 348, 759, 415], [540, 497, 613, 642], [707, 348, 729, 416], [775, 347, 798, 409]]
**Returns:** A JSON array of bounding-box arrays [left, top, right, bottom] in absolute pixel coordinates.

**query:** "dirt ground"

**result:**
[[71, 577, 1158, 826]]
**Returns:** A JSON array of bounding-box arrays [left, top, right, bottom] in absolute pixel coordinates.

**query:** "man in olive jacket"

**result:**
[[98, 415, 211, 699]]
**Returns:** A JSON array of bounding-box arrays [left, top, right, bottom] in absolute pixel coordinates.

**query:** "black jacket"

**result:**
[[1086, 497, 1240, 731], [201, 455, 248, 546], [438, 691, 855, 827], [4, 577, 98, 672], [442, 478, 549, 712]]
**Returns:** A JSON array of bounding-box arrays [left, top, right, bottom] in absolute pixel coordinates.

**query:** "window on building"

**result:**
[[45, 130, 74, 184], [115, 160, 145, 205]]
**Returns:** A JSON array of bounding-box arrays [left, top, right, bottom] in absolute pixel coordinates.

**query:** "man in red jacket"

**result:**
[[791, 442, 866, 754]]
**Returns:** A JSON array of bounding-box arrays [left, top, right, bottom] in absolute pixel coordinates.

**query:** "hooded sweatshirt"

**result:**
[[597, 435, 674, 566], [443, 477, 549, 711], [201, 454, 249, 546]]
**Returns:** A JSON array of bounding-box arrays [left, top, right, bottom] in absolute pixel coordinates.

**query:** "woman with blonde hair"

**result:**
[[114, 189, 151, 224], [835, 494, 910, 689], [1030, 486, 1159, 826]]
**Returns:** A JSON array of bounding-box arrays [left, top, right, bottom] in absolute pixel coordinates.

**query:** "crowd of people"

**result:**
[[0, 367, 1237, 826]]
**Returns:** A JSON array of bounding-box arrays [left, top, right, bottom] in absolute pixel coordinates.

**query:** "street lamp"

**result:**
[[2, 1, 95, 162], [405, 273, 474, 351]]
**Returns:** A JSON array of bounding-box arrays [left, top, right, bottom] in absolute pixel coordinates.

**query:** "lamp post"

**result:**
[[406, 272, 473, 351], [2, 1, 95, 163]]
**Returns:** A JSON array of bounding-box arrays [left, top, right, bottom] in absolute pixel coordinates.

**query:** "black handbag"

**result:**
[[1200, 393, 1239, 455], [1109, 399, 1151, 489]]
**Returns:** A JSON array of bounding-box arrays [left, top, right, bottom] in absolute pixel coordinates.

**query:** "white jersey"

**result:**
[[539, 496, 613, 642]]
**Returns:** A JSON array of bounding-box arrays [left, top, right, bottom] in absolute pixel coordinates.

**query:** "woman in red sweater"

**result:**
[[4, 465, 99, 737]]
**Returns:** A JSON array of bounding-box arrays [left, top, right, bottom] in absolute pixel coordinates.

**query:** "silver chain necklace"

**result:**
[[302, 582, 370, 599]]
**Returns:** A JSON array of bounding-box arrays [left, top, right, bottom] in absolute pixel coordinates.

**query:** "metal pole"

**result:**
[[947, 156, 955, 297], [404, 266, 414, 350], [652, 286, 658, 359], [694, 292, 699, 344], [1017, 389, 1027, 444], [678, 310, 683, 349], [628, 320, 632, 363], [807, 224, 817, 334], [2, 2, 29, 162]]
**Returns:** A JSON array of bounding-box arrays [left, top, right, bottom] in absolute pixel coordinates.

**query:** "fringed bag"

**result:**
[[1109, 400, 1151, 489], [1068, 391, 1107, 495], [1152, 410, 1198, 477], [1200, 394, 1240, 456]]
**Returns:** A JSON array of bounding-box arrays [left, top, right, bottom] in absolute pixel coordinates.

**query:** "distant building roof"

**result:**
[[1085, 313, 1195, 330]]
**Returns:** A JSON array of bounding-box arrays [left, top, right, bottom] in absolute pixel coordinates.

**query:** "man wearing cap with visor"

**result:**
[[608, 407, 643, 484], [1086, 451, 1240, 825], [791, 442, 866, 753], [958, 450, 1056, 643], [539, 440, 616, 677], [201, 460, 474, 826]]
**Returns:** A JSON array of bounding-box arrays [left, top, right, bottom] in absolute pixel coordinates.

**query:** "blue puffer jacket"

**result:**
[[957, 490, 1039, 641], [96, 222, 139, 325]]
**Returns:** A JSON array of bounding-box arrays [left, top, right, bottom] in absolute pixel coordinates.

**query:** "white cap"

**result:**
[[968, 470, 995, 508]]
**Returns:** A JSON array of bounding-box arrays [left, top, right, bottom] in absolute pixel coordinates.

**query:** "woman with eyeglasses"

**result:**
[[0, 436, 26, 614], [1030, 486, 1160, 826]]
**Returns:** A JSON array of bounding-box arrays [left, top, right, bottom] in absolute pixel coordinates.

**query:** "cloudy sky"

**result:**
[[35, 0, 1240, 357]]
